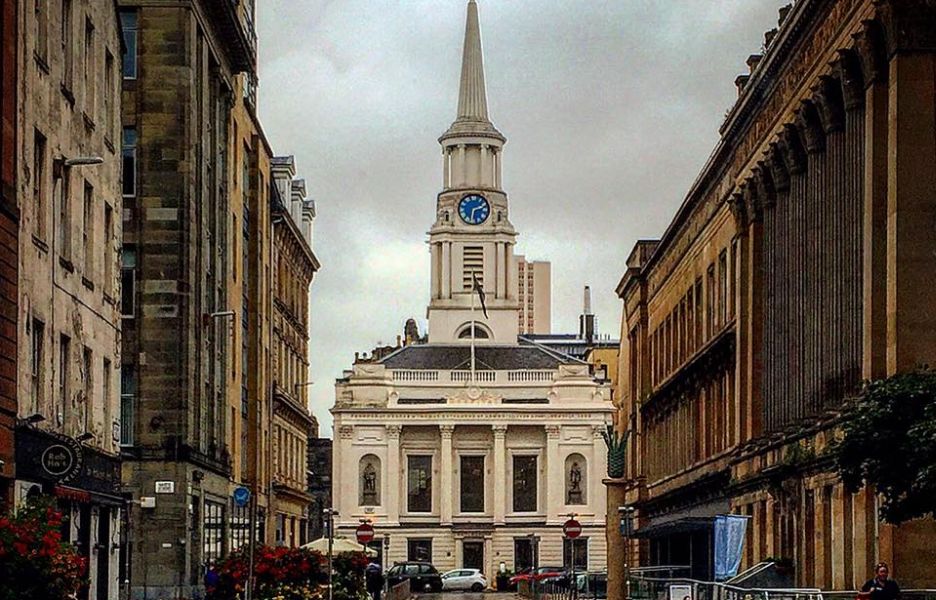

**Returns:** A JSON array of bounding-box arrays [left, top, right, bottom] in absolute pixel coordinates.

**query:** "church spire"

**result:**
[[456, 0, 489, 123]]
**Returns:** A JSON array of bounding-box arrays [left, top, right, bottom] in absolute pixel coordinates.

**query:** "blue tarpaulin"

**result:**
[[713, 514, 750, 581]]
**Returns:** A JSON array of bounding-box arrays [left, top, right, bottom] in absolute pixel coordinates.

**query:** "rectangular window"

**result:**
[[203, 501, 225, 564], [512, 455, 538, 513], [81, 347, 92, 431], [706, 266, 715, 338], [62, 0, 73, 90], [58, 170, 71, 260], [562, 537, 588, 570], [30, 319, 45, 414], [59, 334, 71, 422], [407, 539, 432, 562], [104, 51, 115, 140], [120, 365, 136, 446], [122, 127, 137, 197], [33, 130, 47, 238], [83, 17, 94, 116], [83, 182, 93, 279], [121, 246, 136, 317], [719, 250, 728, 327], [120, 10, 138, 79], [459, 455, 485, 513], [407, 455, 433, 513], [35, 0, 49, 63], [103, 358, 113, 446], [514, 538, 535, 571], [462, 246, 484, 290], [104, 204, 114, 295]]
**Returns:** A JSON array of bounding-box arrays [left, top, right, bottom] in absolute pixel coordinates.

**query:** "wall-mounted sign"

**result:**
[[232, 486, 251, 508], [155, 481, 175, 494]]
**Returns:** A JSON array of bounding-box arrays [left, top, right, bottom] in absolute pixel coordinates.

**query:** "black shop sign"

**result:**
[[16, 427, 84, 484]]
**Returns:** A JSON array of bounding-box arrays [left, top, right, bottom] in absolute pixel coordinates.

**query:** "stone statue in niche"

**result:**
[[567, 461, 583, 505], [361, 462, 378, 505]]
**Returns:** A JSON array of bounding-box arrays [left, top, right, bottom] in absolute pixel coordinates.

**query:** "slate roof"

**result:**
[[379, 341, 582, 371]]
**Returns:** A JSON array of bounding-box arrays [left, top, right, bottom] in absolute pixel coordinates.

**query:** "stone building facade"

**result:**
[[607, 0, 936, 593], [515, 256, 550, 335], [270, 156, 319, 547], [227, 65, 275, 553], [333, 0, 612, 581], [118, 0, 258, 596], [0, 0, 18, 504], [14, 1, 124, 598]]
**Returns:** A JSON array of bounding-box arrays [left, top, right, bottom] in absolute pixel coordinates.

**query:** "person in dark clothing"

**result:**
[[860, 563, 900, 600], [366, 562, 385, 600]]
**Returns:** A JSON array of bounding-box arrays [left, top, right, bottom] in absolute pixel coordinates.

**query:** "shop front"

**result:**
[[15, 425, 123, 600]]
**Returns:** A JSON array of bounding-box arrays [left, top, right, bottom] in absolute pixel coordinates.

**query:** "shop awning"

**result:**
[[632, 498, 730, 539]]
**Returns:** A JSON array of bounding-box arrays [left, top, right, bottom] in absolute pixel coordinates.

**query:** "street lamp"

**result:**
[[323, 508, 339, 600]]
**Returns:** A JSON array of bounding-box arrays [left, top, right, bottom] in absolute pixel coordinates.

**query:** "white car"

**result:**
[[441, 568, 487, 592]]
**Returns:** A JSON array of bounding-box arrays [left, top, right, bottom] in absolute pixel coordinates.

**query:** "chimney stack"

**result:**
[[584, 286, 593, 315]]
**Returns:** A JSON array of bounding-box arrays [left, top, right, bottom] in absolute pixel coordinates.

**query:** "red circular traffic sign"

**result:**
[[563, 518, 582, 539], [356, 523, 375, 545]]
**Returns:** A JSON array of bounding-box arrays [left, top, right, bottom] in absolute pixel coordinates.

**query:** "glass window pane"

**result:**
[[407, 455, 432, 513], [459, 455, 484, 513], [513, 455, 537, 513]]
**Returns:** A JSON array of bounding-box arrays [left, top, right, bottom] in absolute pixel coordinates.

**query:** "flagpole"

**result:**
[[470, 278, 476, 385]]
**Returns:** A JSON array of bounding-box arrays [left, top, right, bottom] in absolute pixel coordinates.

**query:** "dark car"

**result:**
[[386, 562, 444, 593]]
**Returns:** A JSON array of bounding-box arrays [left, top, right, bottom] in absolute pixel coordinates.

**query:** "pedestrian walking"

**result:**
[[859, 563, 900, 600], [366, 562, 385, 600]]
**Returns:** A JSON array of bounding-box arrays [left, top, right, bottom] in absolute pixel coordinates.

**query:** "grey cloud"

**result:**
[[257, 0, 786, 435]]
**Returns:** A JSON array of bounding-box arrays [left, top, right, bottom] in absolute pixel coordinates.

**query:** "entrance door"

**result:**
[[96, 508, 111, 600], [463, 540, 484, 571]]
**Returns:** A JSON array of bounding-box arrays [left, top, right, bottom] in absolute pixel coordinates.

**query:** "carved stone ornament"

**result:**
[[779, 124, 807, 175], [743, 181, 763, 224], [874, 0, 936, 57], [339, 425, 355, 439], [835, 49, 866, 111], [813, 76, 846, 134], [546, 425, 561, 439], [795, 100, 826, 154], [853, 20, 888, 87], [728, 191, 748, 228], [767, 144, 791, 192], [754, 164, 777, 209], [386, 425, 402, 439], [446, 388, 503, 404]]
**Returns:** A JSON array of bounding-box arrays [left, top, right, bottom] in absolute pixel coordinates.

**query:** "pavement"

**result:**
[[415, 593, 518, 600]]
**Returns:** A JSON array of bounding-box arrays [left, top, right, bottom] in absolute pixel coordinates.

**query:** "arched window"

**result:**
[[565, 453, 587, 505], [359, 455, 381, 507], [457, 324, 491, 340]]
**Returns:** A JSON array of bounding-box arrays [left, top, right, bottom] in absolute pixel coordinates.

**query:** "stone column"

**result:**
[[457, 144, 467, 187], [484, 535, 494, 583], [493, 425, 507, 524], [546, 425, 561, 521], [441, 242, 452, 299], [386, 425, 402, 525], [443, 148, 451, 189], [495, 243, 505, 299], [494, 148, 502, 189], [480, 145, 489, 186], [431, 243, 441, 299], [592, 425, 607, 514], [440, 425, 455, 524], [880, 3, 936, 373]]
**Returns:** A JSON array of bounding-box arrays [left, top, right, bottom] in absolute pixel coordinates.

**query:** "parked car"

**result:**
[[509, 566, 565, 586], [386, 562, 444, 593], [441, 568, 487, 592]]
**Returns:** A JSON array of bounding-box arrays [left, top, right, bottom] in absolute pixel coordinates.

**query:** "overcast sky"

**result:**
[[256, 0, 784, 436]]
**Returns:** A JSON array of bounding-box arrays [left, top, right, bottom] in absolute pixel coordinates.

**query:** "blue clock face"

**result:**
[[458, 194, 491, 225]]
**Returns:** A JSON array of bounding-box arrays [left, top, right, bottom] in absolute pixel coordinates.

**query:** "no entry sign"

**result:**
[[356, 522, 375, 545], [563, 518, 582, 539]]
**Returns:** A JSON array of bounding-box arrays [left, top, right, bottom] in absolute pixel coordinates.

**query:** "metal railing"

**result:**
[[629, 575, 822, 600]]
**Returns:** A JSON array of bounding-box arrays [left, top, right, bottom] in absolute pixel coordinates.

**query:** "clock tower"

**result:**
[[427, 0, 519, 344]]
